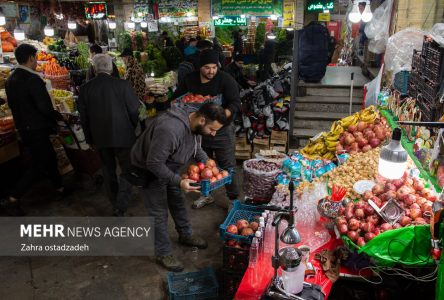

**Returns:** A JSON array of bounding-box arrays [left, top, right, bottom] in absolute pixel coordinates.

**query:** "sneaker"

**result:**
[[192, 195, 215, 209], [156, 255, 184, 272], [179, 235, 208, 249]]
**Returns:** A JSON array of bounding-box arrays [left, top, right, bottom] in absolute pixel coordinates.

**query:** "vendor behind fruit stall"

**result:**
[[173, 49, 241, 209]]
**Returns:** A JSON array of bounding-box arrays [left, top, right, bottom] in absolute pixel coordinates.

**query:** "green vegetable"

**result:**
[[134, 51, 141, 62], [255, 23, 266, 52], [161, 46, 183, 70], [136, 32, 144, 52], [118, 32, 132, 51]]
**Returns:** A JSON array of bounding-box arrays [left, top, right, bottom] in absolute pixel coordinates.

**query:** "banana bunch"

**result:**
[[359, 105, 378, 123], [301, 138, 327, 159], [51, 89, 71, 98], [43, 37, 55, 46], [339, 113, 359, 129]]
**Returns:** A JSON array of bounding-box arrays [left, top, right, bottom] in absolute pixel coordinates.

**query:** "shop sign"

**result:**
[[84, 2, 108, 20], [147, 21, 158, 32], [158, 0, 198, 18], [307, 1, 334, 11], [214, 16, 247, 26], [211, 0, 283, 17], [318, 12, 331, 22], [282, 0, 294, 28]]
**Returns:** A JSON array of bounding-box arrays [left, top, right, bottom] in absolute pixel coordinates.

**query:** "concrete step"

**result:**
[[295, 96, 362, 113], [305, 87, 364, 97], [293, 111, 347, 131], [292, 128, 322, 139]]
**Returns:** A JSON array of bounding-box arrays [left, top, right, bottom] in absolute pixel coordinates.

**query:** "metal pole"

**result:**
[[289, 29, 299, 148], [349, 72, 354, 115]]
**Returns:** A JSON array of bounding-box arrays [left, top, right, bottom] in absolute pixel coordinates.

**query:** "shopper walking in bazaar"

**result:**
[[174, 49, 241, 208], [120, 48, 148, 102], [77, 54, 141, 217], [2, 44, 66, 216], [225, 54, 257, 89], [86, 44, 119, 81], [131, 103, 227, 271]]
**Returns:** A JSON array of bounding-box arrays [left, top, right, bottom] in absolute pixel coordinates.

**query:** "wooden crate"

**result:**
[[253, 137, 270, 147], [235, 136, 248, 147], [271, 145, 287, 153], [271, 130, 288, 142], [235, 150, 252, 160], [236, 144, 252, 151]]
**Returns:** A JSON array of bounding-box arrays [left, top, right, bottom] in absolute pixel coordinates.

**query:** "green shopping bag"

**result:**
[[343, 225, 435, 266]]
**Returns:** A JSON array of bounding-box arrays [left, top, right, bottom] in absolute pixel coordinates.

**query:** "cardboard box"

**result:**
[[270, 139, 287, 146], [253, 137, 270, 147], [271, 130, 288, 142]]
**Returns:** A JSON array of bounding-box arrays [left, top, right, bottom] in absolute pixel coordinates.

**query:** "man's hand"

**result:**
[[248, 80, 257, 86], [180, 179, 201, 193], [224, 109, 232, 119]]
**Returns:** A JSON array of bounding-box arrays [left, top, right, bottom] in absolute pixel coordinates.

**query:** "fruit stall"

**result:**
[[211, 103, 443, 300]]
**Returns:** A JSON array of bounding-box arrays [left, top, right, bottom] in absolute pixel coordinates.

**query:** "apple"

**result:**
[[227, 225, 238, 234], [197, 162, 205, 171]]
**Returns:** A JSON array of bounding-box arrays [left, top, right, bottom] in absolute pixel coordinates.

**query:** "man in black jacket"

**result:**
[[78, 54, 141, 216], [86, 44, 119, 81], [174, 50, 241, 209], [225, 54, 256, 89], [4, 44, 64, 215]]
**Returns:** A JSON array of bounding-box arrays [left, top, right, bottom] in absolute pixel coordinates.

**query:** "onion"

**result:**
[[348, 218, 360, 231], [362, 145, 372, 153], [365, 131, 376, 140], [416, 197, 427, 206], [410, 208, 422, 220], [364, 232, 375, 242], [379, 223, 393, 232], [347, 230, 359, 242], [353, 131, 364, 139], [402, 194, 416, 206], [410, 203, 420, 210], [399, 216, 412, 227], [421, 201, 433, 213], [355, 200, 366, 210], [366, 215, 379, 225], [372, 183, 385, 196], [356, 137, 369, 148], [373, 228, 381, 236], [338, 224, 348, 234], [385, 183, 397, 192], [413, 178, 425, 191], [369, 138, 381, 148], [357, 121, 367, 132], [364, 204, 375, 216], [344, 208, 354, 220], [354, 208, 365, 219], [335, 217, 347, 226], [336, 143, 344, 153], [376, 129, 386, 140], [357, 237, 366, 247], [370, 196, 382, 207], [392, 179, 404, 189], [201, 168, 213, 179], [392, 223, 402, 229], [362, 222, 375, 233], [363, 191, 373, 200]]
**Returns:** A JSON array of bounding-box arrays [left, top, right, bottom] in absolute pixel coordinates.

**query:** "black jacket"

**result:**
[[6, 67, 57, 132], [78, 73, 140, 148], [86, 62, 120, 82], [225, 62, 249, 89]]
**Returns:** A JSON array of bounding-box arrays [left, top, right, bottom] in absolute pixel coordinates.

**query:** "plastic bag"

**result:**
[[384, 28, 426, 74], [364, 0, 393, 54], [431, 23, 444, 46], [364, 64, 384, 107], [243, 159, 281, 201]]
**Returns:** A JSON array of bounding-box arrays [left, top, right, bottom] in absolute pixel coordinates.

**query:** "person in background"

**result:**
[[78, 54, 141, 216], [175, 37, 186, 56], [120, 48, 148, 102], [225, 54, 256, 89], [86, 44, 119, 81], [174, 50, 241, 209], [188, 39, 214, 70], [184, 38, 198, 57], [161, 31, 174, 47], [3, 44, 66, 215], [259, 37, 276, 81], [212, 37, 226, 69], [233, 29, 244, 56], [131, 103, 227, 272], [177, 39, 214, 86]]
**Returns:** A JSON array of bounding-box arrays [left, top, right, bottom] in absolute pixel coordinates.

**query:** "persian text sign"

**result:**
[[158, 0, 198, 18], [212, 0, 283, 17], [0, 217, 154, 256]]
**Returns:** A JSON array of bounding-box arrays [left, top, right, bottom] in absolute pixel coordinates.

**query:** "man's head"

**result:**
[[15, 44, 38, 70], [162, 31, 168, 37], [190, 103, 227, 136], [189, 38, 197, 47], [120, 48, 133, 64], [199, 49, 219, 81], [196, 39, 213, 51], [92, 54, 113, 75], [234, 54, 244, 68], [89, 44, 102, 59]]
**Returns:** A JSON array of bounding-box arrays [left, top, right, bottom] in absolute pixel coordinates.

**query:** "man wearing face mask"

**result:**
[[131, 103, 227, 271], [174, 49, 241, 209]]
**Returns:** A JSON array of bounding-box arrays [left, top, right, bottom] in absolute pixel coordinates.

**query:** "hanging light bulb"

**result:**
[[0, 12, 5, 26], [126, 20, 135, 29], [212, 15, 219, 20], [348, 2, 362, 23], [67, 20, 77, 30], [140, 21, 147, 28], [14, 27, 25, 41], [361, 1, 373, 22], [108, 20, 116, 30], [270, 14, 278, 21], [267, 32, 276, 40], [378, 128, 408, 180], [44, 25, 54, 37]]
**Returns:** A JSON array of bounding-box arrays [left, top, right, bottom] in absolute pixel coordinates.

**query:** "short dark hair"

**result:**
[[196, 103, 227, 126], [162, 31, 168, 36], [196, 40, 213, 50], [89, 44, 102, 54], [189, 38, 197, 43], [15, 44, 37, 64]]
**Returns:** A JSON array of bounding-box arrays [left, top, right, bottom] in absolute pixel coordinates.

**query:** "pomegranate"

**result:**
[[372, 183, 385, 196], [241, 227, 254, 236], [362, 145, 372, 152], [366, 215, 379, 225], [362, 222, 375, 233], [189, 172, 200, 182], [364, 232, 376, 242], [338, 224, 348, 234], [364, 204, 375, 216], [188, 164, 200, 175], [413, 178, 424, 191], [357, 121, 367, 132], [227, 225, 238, 234], [348, 125, 357, 133], [210, 177, 217, 183], [347, 230, 359, 242], [212, 167, 220, 176], [201, 168, 213, 179], [236, 219, 249, 231], [357, 237, 366, 247], [399, 216, 412, 227], [410, 208, 422, 220], [249, 222, 259, 231], [205, 159, 216, 168], [348, 218, 360, 231], [369, 138, 381, 148], [216, 174, 223, 180], [379, 223, 393, 232], [354, 208, 365, 219], [363, 191, 373, 200], [197, 162, 205, 171]]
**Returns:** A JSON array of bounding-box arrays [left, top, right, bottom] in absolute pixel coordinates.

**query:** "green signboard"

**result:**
[[158, 0, 198, 18], [307, 1, 334, 11], [214, 16, 247, 26], [211, 0, 283, 17]]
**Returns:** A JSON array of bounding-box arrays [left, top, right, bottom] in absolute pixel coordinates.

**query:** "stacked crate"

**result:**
[[409, 36, 444, 122], [270, 130, 288, 153], [252, 137, 270, 157], [235, 136, 252, 160]]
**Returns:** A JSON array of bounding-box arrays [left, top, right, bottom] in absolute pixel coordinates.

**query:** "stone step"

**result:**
[[293, 111, 347, 130], [305, 87, 364, 97], [292, 128, 322, 139], [296, 95, 363, 104], [295, 99, 362, 113]]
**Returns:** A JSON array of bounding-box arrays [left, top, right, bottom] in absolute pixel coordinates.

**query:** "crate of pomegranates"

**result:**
[[172, 93, 222, 110], [336, 174, 436, 266], [219, 200, 264, 244], [183, 159, 232, 197]]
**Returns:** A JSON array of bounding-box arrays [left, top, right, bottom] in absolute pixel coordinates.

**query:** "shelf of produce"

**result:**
[[379, 108, 441, 193]]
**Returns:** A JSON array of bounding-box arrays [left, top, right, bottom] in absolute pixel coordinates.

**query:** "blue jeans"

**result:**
[[142, 179, 192, 256]]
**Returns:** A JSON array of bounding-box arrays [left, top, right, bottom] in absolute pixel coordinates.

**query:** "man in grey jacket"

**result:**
[[78, 54, 141, 216], [131, 103, 227, 272]]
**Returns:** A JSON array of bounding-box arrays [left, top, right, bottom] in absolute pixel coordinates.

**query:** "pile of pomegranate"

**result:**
[[226, 219, 260, 237], [183, 159, 229, 183], [336, 118, 391, 155], [336, 172, 437, 247]]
